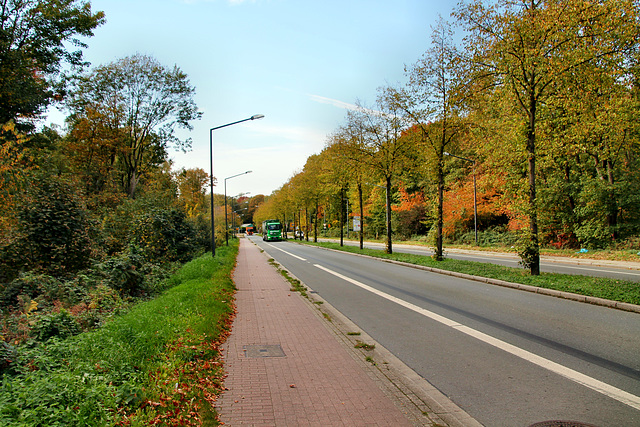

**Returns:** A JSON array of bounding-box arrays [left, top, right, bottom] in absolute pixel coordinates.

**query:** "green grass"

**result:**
[[0, 242, 238, 426], [298, 241, 640, 306]]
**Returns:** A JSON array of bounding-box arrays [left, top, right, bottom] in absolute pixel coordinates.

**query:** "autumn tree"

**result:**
[[0, 0, 104, 255], [176, 168, 209, 219], [540, 36, 640, 247], [346, 92, 415, 253], [388, 18, 466, 260], [0, 0, 104, 128], [320, 140, 353, 246], [66, 54, 202, 198], [455, 0, 639, 274], [298, 154, 328, 242], [331, 121, 374, 249]]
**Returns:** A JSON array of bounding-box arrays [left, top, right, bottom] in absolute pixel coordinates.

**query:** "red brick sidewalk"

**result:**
[[216, 238, 414, 426]]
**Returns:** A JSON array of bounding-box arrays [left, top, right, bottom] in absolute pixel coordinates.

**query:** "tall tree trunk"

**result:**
[[358, 182, 364, 250], [305, 207, 309, 241], [339, 188, 344, 247], [606, 159, 618, 240], [314, 201, 318, 243], [385, 176, 393, 254], [527, 95, 540, 276], [435, 156, 445, 261]]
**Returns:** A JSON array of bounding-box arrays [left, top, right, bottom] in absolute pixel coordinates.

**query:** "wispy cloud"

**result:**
[[307, 94, 362, 112], [307, 93, 386, 118]]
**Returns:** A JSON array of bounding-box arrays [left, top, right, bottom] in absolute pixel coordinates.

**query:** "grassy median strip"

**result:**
[[298, 241, 640, 306], [0, 242, 238, 426]]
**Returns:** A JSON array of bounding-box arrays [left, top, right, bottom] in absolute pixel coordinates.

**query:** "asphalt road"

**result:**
[[316, 238, 640, 282], [250, 236, 640, 427]]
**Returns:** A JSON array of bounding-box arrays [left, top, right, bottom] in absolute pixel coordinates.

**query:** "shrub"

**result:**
[[0, 273, 60, 310], [33, 309, 81, 341], [100, 249, 146, 297], [16, 176, 93, 276], [0, 342, 18, 375], [132, 207, 197, 262], [574, 218, 615, 249]]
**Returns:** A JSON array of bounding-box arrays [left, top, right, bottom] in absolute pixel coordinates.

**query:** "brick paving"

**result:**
[[216, 238, 414, 426]]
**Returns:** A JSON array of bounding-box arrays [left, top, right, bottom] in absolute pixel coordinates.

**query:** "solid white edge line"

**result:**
[[313, 263, 640, 411]]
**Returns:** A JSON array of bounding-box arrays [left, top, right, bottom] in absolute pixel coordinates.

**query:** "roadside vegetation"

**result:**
[[1, 3, 254, 425], [298, 240, 640, 306], [0, 243, 238, 426]]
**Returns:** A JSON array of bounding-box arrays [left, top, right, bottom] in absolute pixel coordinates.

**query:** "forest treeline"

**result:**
[[0, 0, 240, 357], [255, 0, 640, 275]]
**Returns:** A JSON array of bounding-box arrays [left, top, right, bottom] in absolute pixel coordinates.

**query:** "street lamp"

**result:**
[[210, 114, 264, 257], [225, 171, 252, 245], [444, 152, 478, 244]]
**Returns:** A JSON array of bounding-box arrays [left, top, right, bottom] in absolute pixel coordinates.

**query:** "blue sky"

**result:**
[[47, 0, 460, 196]]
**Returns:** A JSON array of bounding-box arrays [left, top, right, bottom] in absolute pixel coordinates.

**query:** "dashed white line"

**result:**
[[313, 263, 640, 411], [265, 243, 307, 261]]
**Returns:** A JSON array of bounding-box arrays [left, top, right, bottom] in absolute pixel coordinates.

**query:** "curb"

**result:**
[[298, 241, 640, 315]]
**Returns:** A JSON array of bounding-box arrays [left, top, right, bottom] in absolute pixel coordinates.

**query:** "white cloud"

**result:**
[[307, 94, 362, 112], [307, 93, 386, 118]]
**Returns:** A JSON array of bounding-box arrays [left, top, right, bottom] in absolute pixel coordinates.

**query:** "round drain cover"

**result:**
[[528, 421, 599, 427]]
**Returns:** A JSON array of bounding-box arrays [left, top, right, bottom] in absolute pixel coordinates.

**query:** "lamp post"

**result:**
[[225, 171, 252, 245], [209, 114, 264, 257], [444, 152, 477, 244]]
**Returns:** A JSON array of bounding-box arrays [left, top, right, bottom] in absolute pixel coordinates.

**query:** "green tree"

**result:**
[[389, 18, 466, 260], [0, 0, 104, 127], [14, 176, 92, 277], [67, 54, 202, 198], [131, 207, 196, 263], [331, 122, 373, 249], [455, 0, 639, 274], [543, 40, 640, 247], [346, 93, 415, 254]]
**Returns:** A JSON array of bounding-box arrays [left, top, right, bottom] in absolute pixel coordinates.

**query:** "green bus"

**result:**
[[262, 219, 283, 241]]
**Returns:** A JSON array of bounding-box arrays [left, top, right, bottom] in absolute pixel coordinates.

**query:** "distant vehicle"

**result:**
[[295, 230, 304, 238], [262, 219, 282, 241], [246, 224, 255, 235]]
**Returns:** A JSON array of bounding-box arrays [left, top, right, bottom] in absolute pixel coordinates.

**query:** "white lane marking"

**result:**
[[542, 264, 640, 276], [265, 243, 307, 261], [314, 263, 640, 411], [398, 249, 640, 277]]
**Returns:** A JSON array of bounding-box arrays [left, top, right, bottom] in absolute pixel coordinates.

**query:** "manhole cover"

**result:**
[[528, 421, 599, 427], [243, 344, 286, 358]]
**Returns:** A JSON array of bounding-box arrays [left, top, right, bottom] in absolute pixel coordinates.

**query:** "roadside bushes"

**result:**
[[0, 244, 239, 426], [0, 250, 176, 348], [131, 207, 197, 263], [33, 310, 81, 341], [16, 177, 93, 277]]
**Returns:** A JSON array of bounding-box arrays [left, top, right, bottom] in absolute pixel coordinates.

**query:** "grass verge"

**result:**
[[0, 242, 238, 426], [297, 241, 640, 306]]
